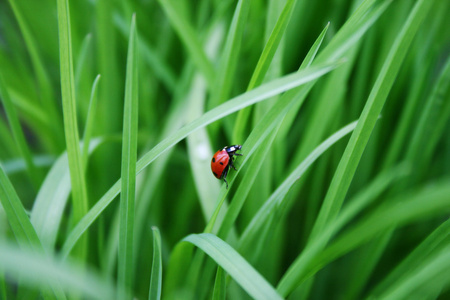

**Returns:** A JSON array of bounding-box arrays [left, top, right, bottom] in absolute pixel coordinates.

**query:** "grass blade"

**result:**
[[56, 0, 89, 259], [6, 0, 62, 146], [82, 74, 101, 166], [375, 246, 450, 299], [157, 0, 215, 86], [370, 218, 450, 297], [275, 164, 409, 293], [60, 61, 340, 258], [233, 0, 298, 142], [0, 239, 115, 300], [315, 179, 450, 279], [118, 13, 139, 300], [209, 0, 251, 107], [0, 165, 65, 299], [148, 227, 162, 300], [217, 23, 330, 239], [239, 121, 357, 253], [309, 0, 437, 241], [31, 139, 103, 251], [183, 233, 283, 300], [212, 267, 226, 300], [0, 73, 40, 189], [0, 165, 43, 253]]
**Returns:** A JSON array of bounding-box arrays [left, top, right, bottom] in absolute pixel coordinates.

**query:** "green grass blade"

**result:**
[[0, 239, 115, 300], [156, 0, 215, 86], [183, 233, 283, 300], [56, 0, 89, 258], [370, 218, 450, 297], [60, 61, 340, 258], [375, 246, 450, 300], [275, 164, 409, 293], [0, 164, 65, 299], [404, 56, 450, 181], [185, 73, 224, 222], [148, 227, 162, 300], [315, 179, 450, 278], [96, 0, 121, 134], [118, 13, 138, 300], [239, 121, 357, 253], [233, 0, 297, 142], [0, 73, 40, 190], [217, 23, 330, 239], [0, 165, 43, 252], [31, 139, 103, 251], [82, 74, 101, 167], [204, 66, 343, 234], [212, 267, 226, 300], [309, 0, 436, 241], [6, 0, 61, 143], [209, 0, 251, 107], [185, 29, 226, 224], [114, 13, 177, 92], [0, 271, 6, 300]]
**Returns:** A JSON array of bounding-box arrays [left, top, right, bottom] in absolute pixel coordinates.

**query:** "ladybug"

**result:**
[[211, 145, 243, 188]]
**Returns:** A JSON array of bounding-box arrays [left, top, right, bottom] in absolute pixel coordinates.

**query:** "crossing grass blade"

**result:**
[[183, 233, 283, 300], [239, 121, 358, 253], [308, 0, 437, 241], [376, 246, 450, 299], [217, 22, 330, 239], [310, 179, 450, 281], [275, 164, 409, 292], [233, 0, 298, 143], [370, 218, 450, 297], [60, 61, 339, 258], [118, 13, 138, 300]]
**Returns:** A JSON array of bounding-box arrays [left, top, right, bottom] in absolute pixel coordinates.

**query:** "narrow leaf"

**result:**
[[0, 240, 114, 300], [0, 73, 40, 189], [148, 227, 162, 300], [61, 61, 340, 258], [183, 233, 283, 300], [56, 0, 89, 258], [118, 13, 139, 300], [309, 0, 437, 241]]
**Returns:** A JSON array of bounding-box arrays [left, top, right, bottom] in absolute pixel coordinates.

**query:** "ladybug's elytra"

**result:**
[[211, 145, 242, 189]]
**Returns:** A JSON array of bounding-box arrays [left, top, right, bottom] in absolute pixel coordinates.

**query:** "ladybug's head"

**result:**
[[225, 145, 242, 154]]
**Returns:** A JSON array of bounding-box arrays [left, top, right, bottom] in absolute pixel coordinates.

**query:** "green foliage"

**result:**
[[0, 0, 449, 299]]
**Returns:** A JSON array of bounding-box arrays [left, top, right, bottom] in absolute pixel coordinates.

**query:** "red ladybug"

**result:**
[[211, 145, 242, 188]]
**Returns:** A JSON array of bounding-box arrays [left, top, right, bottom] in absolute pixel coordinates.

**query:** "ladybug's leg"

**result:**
[[228, 157, 238, 171], [223, 177, 229, 189], [222, 166, 229, 189]]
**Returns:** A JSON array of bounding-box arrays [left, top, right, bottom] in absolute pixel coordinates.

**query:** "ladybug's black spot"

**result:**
[[219, 162, 224, 165], [212, 157, 216, 163], [213, 172, 219, 177]]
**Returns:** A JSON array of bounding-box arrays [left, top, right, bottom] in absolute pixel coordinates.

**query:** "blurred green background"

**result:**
[[0, 0, 449, 299]]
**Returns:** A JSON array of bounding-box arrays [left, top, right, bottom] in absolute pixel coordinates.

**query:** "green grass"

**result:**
[[0, 0, 449, 299]]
